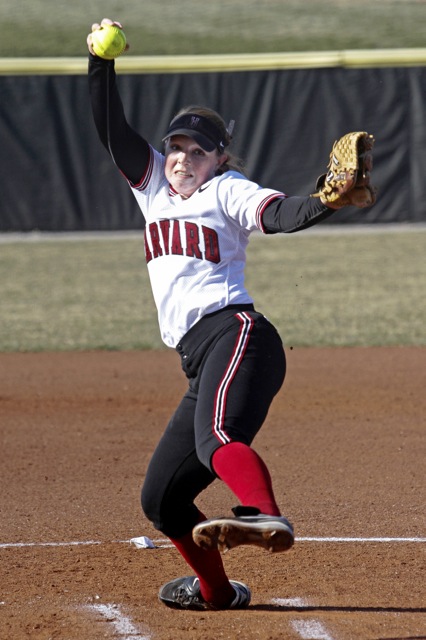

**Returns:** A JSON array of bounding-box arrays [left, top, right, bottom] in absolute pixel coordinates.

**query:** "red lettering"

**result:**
[[149, 222, 163, 258], [159, 220, 170, 255], [202, 226, 220, 263], [145, 219, 221, 264], [171, 220, 184, 255], [144, 230, 152, 264], [185, 222, 202, 259]]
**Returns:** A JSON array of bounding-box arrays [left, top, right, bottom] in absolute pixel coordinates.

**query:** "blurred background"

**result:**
[[2, 0, 426, 57]]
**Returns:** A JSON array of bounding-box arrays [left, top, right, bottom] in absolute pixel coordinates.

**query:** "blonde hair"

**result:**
[[173, 105, 246, 176]]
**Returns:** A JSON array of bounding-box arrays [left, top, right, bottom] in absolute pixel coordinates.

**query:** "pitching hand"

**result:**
[[87, 19, 130, 56]]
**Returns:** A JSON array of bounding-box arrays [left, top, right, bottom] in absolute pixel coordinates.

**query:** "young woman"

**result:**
[[87, 19, 348, 611]]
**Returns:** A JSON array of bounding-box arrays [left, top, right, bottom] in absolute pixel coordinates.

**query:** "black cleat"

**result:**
[[158, 575, 251, 610]]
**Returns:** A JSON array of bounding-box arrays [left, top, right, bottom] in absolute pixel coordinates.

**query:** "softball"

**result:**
[[91, 24, 127, 60]]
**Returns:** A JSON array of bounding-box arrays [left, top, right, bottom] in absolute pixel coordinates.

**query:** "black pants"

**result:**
[[141, 305, 286, 538]]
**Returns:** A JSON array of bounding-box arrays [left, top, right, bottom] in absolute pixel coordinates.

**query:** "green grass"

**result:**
[[1, 0, 426, 57], [0, 237, 160, 351], [246, 230, 426, 348], [1, 229, 425, 352]]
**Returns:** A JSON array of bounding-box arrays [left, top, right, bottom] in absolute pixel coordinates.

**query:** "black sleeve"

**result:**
[[262, 195, 336, 234], [88, 54, 150, 185]]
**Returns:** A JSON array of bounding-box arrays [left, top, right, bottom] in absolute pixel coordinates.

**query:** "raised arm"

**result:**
[[87, 23, 150, 185]]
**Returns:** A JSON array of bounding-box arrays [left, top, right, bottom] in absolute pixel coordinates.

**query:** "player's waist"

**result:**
[[176, 303, 255, 356]]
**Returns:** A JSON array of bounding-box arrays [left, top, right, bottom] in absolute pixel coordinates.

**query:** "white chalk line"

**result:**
[[271, 598, 336, 639], [291, 619, 335, 640], [0, 539, 172, 549], [296, 536, 426, 543], [0, 540, 103, 549], [86, 603, 152, 640], [271, 597, 308, 607], [85, 598, 334, 640], [1, 535, 425, 549]]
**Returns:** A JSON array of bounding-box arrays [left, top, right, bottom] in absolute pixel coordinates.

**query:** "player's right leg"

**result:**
[[141, 390, 249, 610]]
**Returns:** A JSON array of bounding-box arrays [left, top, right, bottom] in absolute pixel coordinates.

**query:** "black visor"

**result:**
[[162, 113, 226, 152]]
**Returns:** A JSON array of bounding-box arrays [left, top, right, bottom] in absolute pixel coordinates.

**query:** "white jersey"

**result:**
[[129, 146, 285, 348]]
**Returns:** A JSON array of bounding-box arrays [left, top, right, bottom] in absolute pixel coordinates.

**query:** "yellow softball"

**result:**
[[91, 24, 127, 60]]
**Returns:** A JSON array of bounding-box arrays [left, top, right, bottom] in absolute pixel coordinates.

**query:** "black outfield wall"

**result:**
[[0, 64, 425, 230]]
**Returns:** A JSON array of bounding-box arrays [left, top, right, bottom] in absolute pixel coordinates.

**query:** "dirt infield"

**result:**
[[1, 348, 425, 640]]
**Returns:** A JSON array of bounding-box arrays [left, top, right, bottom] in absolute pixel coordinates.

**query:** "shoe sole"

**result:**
[[193, 517, 294, 553]]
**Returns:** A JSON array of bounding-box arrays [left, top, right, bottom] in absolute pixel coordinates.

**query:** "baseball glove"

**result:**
[[312, 131, 377, 209]]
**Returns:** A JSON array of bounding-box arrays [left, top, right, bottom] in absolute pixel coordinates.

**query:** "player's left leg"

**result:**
[[192, 310, 294, 552]]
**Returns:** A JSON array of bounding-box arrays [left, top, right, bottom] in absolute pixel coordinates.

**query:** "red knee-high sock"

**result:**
[[211, 442, 281, 516], [169, 511, 235, 608]]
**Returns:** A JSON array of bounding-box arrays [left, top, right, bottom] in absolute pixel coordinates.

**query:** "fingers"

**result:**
[[94, 18, 123, 30], [87, 33, 95, 55], [87, 18, 126, 56]]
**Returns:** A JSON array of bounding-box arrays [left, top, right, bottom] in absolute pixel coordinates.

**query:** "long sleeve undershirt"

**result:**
[[88, 54, 336, 234]]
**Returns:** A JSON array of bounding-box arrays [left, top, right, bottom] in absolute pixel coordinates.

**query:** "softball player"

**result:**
[[88, 25, 340, 610]]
